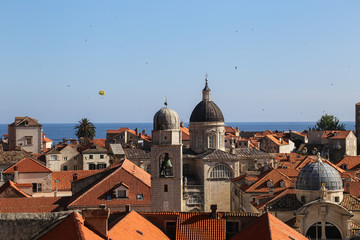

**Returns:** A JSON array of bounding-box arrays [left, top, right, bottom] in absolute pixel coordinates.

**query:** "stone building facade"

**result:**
[[8, 116, 43, 154]]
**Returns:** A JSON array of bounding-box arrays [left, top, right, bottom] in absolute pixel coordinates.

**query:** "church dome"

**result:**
[[153, 107, 180, 130], [189, 79, 225, 123], [296, 157, 343, 191], [190, 101, 224, 122]]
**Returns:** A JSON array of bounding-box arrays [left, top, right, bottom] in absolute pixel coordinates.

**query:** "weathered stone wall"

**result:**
[[0, 211, 70, 240]]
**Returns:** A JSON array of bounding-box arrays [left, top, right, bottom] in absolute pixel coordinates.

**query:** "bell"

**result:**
[[164, 153, 172, 168]]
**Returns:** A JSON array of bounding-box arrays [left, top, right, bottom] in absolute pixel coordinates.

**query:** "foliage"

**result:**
[[74, 118, 96, 141], [311, 114, 345, 131]]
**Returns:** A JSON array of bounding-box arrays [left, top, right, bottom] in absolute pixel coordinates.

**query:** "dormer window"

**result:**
[[114, 184, 129, 199], [342, 164, 348, 170], [267, 180, 273, 188], [280, 181, 286, 188]]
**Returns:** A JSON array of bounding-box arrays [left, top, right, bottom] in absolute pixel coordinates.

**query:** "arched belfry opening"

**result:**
[[306, 222, 342, 240]]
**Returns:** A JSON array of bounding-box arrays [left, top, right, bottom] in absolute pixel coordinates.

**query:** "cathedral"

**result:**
[[150, 77, 242, 212]]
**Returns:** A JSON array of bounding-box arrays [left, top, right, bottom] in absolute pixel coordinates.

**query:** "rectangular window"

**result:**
[[89, 163, 96, 170], [97, 163, 106, 169], [209, 136, 215, 148], [164, 184, 168, 192], [63, 157, 67, 161], [50, 155, 57, 160], [33, 183, 42, 192], [136, 194, 143, 200], [335, 196, 340, 202], [100, 155, 104, 159], [197, 137, 202, 148], [116, 190, 127, 198], [63, 166, 68, 171], [89, 155, 93, 159], [25, 136, 32, 145], [74, 156, 78, 160], [165, 221, 176, 240]]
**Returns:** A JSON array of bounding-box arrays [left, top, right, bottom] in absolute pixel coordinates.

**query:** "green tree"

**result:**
[[311, 114, 345, 131], [74, 118, 96, 142]]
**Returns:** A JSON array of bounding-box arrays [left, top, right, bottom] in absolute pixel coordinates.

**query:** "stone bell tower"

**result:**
[[151, 102, 183, 211]]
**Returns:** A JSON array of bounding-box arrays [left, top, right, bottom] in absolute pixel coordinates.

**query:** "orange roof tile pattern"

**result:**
[[0, 197, 66, 213], [38, 211, 104, 240], [240, 169, 292, 193], [42, 137, 52, 143], [231, 212, 308, 240], [68, 159, 151, 208], [91, 139, 106, 148], [336, 156, 360, 171], [175, 213, 226, 240], [3, 157, 52, 173], [0, 180, 31, 198], [52, 169, 103, 191], [108, 211, 170, 240], [265, 134, 288, 146], [322, 130, 351, 139]]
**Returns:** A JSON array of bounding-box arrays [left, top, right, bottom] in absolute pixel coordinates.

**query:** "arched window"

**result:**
[[210, 164, 233, 179]]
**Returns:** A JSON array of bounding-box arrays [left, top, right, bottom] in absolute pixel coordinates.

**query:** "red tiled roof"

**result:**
[[181, 127, 190, 141], [322, 130, 351, 139], [107, 128, 131, 134], [265, 135, 288, 146], [43, 137, 52, 143], [108, 210, 170, 240], [91, 139, 106, 148], [225, 126, 237, 135], [52, 170, 103, 191], [0, 197, 66, 213], [68, 159, 151, 208], [336, 156, 360, 171], [3, 157, 52, 173], [345, 182, 360, 198], [176, 213, 226, 240], [38, 211, 103, 240], [0, 180, 31, 198], [231, 212, 308, 240], [241, 169, 292, 193]]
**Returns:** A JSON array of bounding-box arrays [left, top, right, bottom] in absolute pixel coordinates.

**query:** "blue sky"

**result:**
[[1, 1, 360, 123]]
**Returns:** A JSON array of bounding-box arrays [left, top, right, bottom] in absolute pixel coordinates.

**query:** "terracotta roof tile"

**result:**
[[3, 157, 52, 173], [108, 211, 170, 240], [231, 212, 308, 240], [68, 159, 151, 208], [52, 170, 103, 191], [340, 194, 360, 211], [322, 130, 351, 139], [38, 211, 104, 240], [91, 139, 106, 148], [0, 197, 68, 213], [0, 180, 31, 198], [242, 169, 292, 193], [176, 213, 226, 240], [336, 156, 360, 171]]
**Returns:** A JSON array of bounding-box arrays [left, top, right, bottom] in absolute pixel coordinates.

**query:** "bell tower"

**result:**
[[151, 103, 183, 211], [356, 102, 360, 139]]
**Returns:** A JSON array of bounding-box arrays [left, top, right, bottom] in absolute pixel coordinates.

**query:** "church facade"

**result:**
[[150, 78, 245, 212]]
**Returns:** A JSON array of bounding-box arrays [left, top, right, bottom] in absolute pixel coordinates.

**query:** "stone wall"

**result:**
[[0, 211, 70, 240]]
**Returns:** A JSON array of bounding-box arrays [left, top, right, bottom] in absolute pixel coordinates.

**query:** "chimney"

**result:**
[[180, 121, 184, 128], [235, 127, 239, 136], [142, 129, 146, 135], [125, 204, 131, 212], [83, 208, 110, 238], [73, 173, 78, 181], [54, 184, 58, 197], [135, 128, 139, 136], [14, 165, 19, 183], [210, 204, 218, 219]]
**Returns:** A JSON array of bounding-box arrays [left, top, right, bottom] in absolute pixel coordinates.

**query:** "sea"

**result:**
[[0, 122, 355, 144]]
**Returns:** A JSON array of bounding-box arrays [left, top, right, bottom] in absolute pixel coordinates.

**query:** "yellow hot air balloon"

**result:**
[[98, 90, 105, 96]]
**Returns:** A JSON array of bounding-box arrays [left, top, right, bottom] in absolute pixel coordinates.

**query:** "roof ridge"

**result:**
[[68, 165, 122, 206]]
